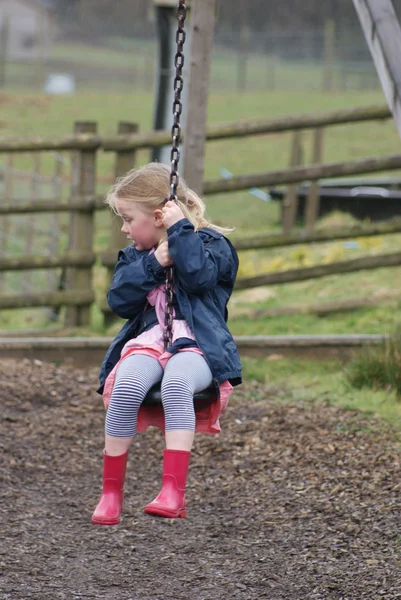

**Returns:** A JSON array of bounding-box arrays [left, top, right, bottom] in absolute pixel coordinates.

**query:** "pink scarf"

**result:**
[[147, 283, 175, 328]]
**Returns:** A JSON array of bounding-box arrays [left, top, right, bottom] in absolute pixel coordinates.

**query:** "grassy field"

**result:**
[[241, 355, 401, 428], [1, 79, 401, 424], [5, 38, 378, 93]]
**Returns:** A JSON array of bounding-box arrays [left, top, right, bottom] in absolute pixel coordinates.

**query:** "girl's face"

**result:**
[[116, 198, 164, 251]]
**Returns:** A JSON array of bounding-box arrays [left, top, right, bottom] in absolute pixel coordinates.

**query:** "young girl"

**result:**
[[92, 162, 242, 525]]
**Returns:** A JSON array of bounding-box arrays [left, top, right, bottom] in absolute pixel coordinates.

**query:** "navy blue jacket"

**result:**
[[97, 218, 242, 394]]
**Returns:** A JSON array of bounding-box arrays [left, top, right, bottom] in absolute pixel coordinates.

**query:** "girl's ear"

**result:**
[[153, 209, 164, 227]]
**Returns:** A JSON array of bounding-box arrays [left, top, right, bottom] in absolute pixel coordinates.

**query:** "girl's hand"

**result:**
[[162, 200, 185, 229], [154, 240, 173, 267]]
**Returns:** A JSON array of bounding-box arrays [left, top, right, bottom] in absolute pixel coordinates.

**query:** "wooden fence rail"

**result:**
[[235, 251, 401, 290], [0, 334, 391, 363], [2, 150, 401, 213], [203, 153, 401, 195], [0, 104, 391, 153], [0, 196, 103, 215], [232, 218, 401, 250], [0, 291, 95, 310], [0, 253, 95, 271], [0, 104, 400, 328]]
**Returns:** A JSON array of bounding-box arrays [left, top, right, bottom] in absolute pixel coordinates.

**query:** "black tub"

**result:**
[[270, 178, 401, 222]]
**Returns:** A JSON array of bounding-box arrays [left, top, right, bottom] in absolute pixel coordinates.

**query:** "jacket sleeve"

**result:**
[[167, 218, 237, 295], [107, 249, 166, 319]]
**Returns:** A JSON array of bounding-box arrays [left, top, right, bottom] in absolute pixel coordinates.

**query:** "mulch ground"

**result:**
[[1, 358, 401, 600]]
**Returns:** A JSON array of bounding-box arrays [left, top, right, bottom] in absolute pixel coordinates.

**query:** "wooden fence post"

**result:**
[[323, 19, 335, 92], [0, 154, 12, 287], [102, 121, 138, 327], [182, 0, 216, 195], [0, 15, 9, 88], [25, 153, 41, 288], [282, 131, 303, 234], [304, 127, 325, 232], [64, 121, 97, 327], [237, 24, 250, 92]]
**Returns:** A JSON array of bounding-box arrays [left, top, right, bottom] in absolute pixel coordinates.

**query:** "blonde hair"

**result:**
[[105, 162, 234, 234]]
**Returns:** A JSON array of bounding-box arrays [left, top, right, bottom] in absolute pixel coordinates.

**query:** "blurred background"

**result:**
[[1, 0, 401, 94]]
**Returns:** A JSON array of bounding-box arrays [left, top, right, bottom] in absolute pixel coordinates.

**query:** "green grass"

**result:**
[[241, 356, 401, 428]]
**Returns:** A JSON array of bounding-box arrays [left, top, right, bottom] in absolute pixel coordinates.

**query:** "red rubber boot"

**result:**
[[91, 450, 128, 525], [144, 449, 190, 519]]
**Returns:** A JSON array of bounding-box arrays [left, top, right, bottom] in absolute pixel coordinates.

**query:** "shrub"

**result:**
[[345, 330, 401, 397]]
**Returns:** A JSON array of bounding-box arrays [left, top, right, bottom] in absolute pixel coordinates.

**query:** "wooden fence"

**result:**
[[1, 103, 401, 327]]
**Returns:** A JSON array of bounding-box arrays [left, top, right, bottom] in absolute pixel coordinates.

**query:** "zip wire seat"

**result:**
[[142, 382, 217, 407]]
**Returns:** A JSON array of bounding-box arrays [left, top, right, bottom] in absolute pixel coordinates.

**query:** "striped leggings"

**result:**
[[105, 352, 213, 438]]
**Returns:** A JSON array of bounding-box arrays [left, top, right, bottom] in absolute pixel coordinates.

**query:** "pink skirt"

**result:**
[[102, 323, 233, 435]]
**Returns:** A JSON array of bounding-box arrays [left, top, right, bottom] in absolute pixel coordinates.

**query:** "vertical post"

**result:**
[[353, 0, 401, 140], [144, 53, 154, 92], [182, 0, 216, 195], [340, 58, 348, 92], [49, 154, 64, 321], [0, 154, 12, 287], [0, 15, 9, 88], [265, 48, 277, 90], [35, 11, 45, 90], [304, 128, 324, 233], [48, 154, 63, 295], [103, 121, 138, 327], [26, 153, 41, 287], [282, 131, 303, 234], [64, 122, 97, 327], [265, 31, 278, 91], [323, 19, 335, 92], [237, 23, 250, 93]]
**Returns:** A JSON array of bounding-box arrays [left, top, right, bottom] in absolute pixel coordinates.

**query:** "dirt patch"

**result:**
[[1, 358, 401, 600]]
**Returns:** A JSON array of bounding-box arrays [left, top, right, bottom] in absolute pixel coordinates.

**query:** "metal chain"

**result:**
[[164, 0, 187, 351]]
